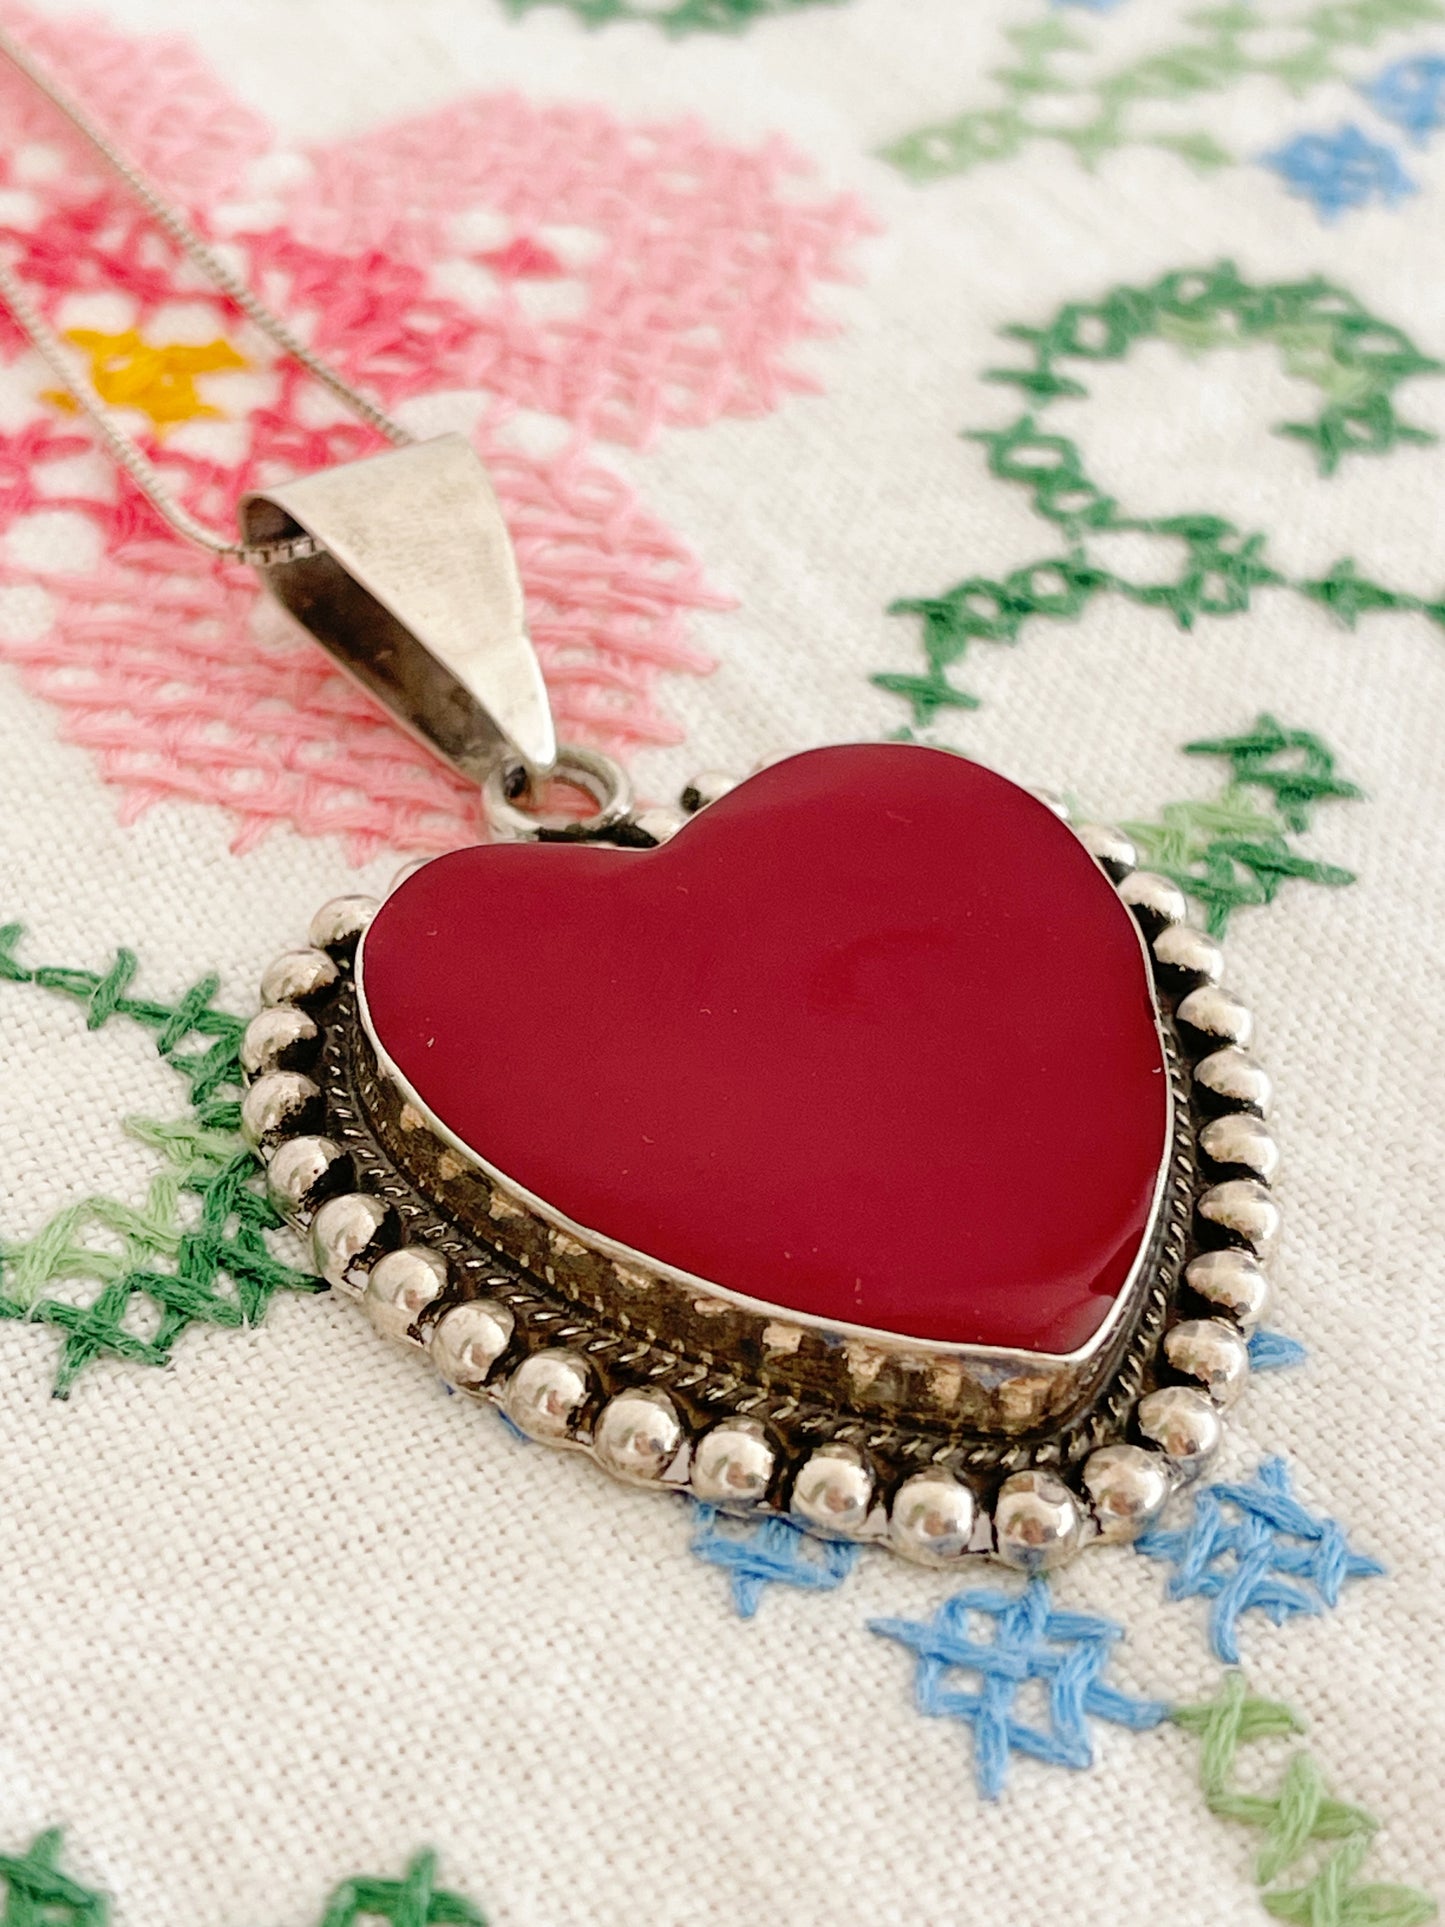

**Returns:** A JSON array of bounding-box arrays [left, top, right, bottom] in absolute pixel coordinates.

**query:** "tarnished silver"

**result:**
[[1164, 1318, 1251, 1406], [593, 1390, 686, 1486], [680, 769, 741, 814], [480, 745, 634, 844], [364, 1246, 448, 1344], [790, 1445, 875, 1538], [1152, 923, 1224, 986], [993, 1470, 1084, 1572], [1194, 1047, 1272, 1116], [1081, 1444, 1171, 1543], [1118, 871, 1188, 929], [265, 1134, 347, 1218], [240, 1005, 319, 1080], [240, 1070, 322, 1151], [1199, 1113, 1279, 1184], [1136, 1384, 1223, 1478], [309, 895, 381, 957], [888, 1471, 977, 1566], [248, 805, 1284, 1569], [503, 1349, 593, 1443], [429, 1299, 515, 1393], [1177, 985, 1253, 1050], [242, 435, 556, 782], [309, 1192, 395, 1294], [260, 947, 340, 1011], [1198, 1178, 1281, 1256], [1073, 821, 1138, 879], [629, 803, 688, 846], [690, 1418, 776, 1507], [1185, 1249, 1269, 1332]]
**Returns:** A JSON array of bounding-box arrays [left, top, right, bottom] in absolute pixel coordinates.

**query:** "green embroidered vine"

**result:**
[[0, 925, 321, 1396], [877, 263, 1444, 729], [0, 1835, 487, 1926], [502, 0, 845, 34], [1174, 1673, 1437, 1924], [883, 1, 1445, 183], [1123, 714, 1360, 936]]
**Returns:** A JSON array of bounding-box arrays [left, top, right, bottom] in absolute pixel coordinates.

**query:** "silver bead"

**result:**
[[1194, 1047, 1272, 1116], [364, 1245, 447, 1343], [429, 1298, 515, 1392], [1199, 1178, 1281, 1256], [266, 1134, 347, 1217], [1185, 1248, 1269, 1332], [888, 1470, 977, 1566], [1029, 786, 1071, 821], [1117, 871, 1188, 929], [1199, 1112, 1279, 1184], [1177, 985, 1253, 1050], [631, 804, 688, 846], [1153, 923, 1224, 986], [790, 1443, 874, 1538], [307, 893, 379, 956], [239, 1004, 319, 1080], [993, 1469, 1084, 1572], [1165, 1318, 1251, 1406], [593, 1388, 685, 1485], [240, 1070, 322, 1151], [680, 769, 740, 814], [690, 1417, 775, 1507], [503, 1349, 593, 1443], [260, 946, 339, 1009], [310, 1192, 394, 1292], [1136, 1384, 1223, 1479], [1073, 821, 1137, 880], [1081, 1444, 1171, 1544]]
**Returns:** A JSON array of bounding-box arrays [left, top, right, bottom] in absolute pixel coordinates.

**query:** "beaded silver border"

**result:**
[[239, 774, 1279, 1572]]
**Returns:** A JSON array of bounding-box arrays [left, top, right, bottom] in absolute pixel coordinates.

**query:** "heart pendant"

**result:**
[[240, 744, 1277, 1570]]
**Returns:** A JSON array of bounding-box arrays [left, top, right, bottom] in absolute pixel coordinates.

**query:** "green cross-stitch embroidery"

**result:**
[[0, 925, 322, 1396], [0, 1836, 488, 1927], [1174, 1674, 1438, 1924], [883, 0, 1445, 182], [502, 0, 844, 34], [876, 263, 1445, 728], [1122, 715, 1360, 936]]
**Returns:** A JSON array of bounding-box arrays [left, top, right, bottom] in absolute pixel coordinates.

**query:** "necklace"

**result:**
[[0, 27, 1279, 1572]]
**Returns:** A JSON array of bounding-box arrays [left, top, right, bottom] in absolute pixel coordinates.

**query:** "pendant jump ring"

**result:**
[[483, 745, 634, 842]]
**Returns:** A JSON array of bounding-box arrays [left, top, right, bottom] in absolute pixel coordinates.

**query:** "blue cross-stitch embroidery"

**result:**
[[690, 1504, 859, 1618], [1362, 52, 1445, 146], [1261, 125, 1418, 221], [868, 1579, 1168, 1800], [1052, 0, 1127, 11], [1136, 1457, 1384, 1664], [1248, 1328, 1308, 1372]]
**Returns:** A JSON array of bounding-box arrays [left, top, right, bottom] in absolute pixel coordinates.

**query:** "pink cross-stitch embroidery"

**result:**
[[0, 6, 869, 859]]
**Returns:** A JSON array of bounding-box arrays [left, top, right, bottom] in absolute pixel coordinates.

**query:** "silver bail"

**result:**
[[239, 434, 556, 781]]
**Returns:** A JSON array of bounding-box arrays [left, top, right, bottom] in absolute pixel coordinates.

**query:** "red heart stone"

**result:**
[[359, 744, 1168, 1355]]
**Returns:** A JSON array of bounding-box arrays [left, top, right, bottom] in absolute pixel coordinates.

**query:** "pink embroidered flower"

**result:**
[[0, 6, 869, 858]]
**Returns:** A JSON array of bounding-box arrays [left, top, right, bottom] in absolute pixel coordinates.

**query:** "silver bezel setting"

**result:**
[[242, 781, 1278, 1568]]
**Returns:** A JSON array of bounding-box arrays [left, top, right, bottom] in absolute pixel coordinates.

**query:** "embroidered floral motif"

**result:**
[[868, 1579, 1169, 1800], [1136, 1458, 1385, 1664], [1261, 124, 1419, 218], [1174, 1673, 1438, 1924], [877, 264, 1443, 729], [1122, 714, 1361, 938], [690, 1503, 860, 1617], [503, 0, 847, 33], [1363, 49, 1445, 141], [0, 1836, 490, 1927], [882, 2, 1445, 183], [0, 7, 868, 860], [0, 926, 320, 1395], [42, 328, 247, 431]]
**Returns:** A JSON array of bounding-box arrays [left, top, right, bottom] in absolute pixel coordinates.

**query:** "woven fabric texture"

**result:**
[[1, 3, 1443, 1925]]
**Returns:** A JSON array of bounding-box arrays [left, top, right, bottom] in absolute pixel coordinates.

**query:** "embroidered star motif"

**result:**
[[45, 328, 246, 432], [690, 1504, 858, 1618]]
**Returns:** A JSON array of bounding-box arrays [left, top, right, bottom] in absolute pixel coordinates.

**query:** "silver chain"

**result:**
[[0, 21, 414, 564]]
